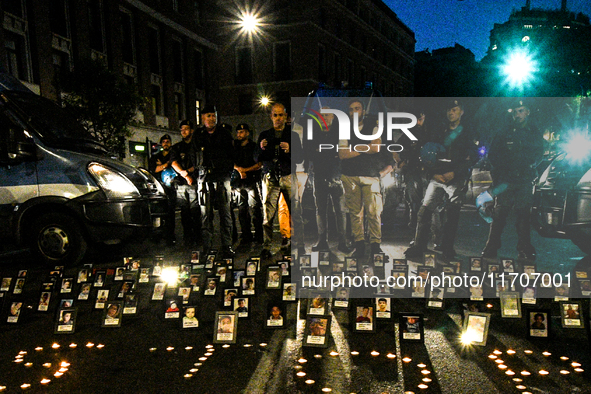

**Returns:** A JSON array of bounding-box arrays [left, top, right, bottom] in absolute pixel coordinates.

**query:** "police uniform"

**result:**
[[305, 117, 348, 252], [193, 110, 235, 254], [481, 100, 544, 260], [405, 99, 479, 259], [149, 134, 176, 245], [232, 123, 263, 243], [170, 133, 201, 247]]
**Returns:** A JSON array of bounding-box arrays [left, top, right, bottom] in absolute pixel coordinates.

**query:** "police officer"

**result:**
[[194, 105, 235, 257], [405, 99, 479, 260], [232, 123, 263, 245], [171, 121, 201, 248], [256, 103, 303, 258], [396, 110, 429, 230], [481, 99, 544, 260], [149, 134, 176, 246], [305, 107, 349, 253]]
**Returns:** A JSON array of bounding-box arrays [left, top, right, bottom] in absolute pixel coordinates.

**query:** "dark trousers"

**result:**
[[175, 184, 201, 246], [314, 176, 346, 243], [199, 179, 233, 250], [483, 181, 534, 254], [163, 186, 176, 242], [235, 182, 263, 239]]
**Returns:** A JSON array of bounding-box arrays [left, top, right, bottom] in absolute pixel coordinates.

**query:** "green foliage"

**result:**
[[56, 59, 146, 159]]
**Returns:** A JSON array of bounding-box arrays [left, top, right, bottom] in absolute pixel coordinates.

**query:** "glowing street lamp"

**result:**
[[501, 50, 537, 89], [260, 96, 270, 107], [240, 13, 261, 35]]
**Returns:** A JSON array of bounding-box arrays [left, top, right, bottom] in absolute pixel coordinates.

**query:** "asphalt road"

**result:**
[[0, 207, 590, 394]]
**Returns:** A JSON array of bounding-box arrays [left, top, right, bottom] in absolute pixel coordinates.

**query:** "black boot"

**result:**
[[440, 205, 461, 260], [338, 239, 352, 253], [405, 206, 432, 258], [516, 212, 536, 260], [353, 241, 365, 259], [481, 206, 507, 259], [312, 234, 329, 251]]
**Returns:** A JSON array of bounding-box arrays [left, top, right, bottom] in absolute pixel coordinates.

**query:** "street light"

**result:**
[[501, 50, 537, 90], [240, 12, 261, 35], [260, 96, 270, 107]]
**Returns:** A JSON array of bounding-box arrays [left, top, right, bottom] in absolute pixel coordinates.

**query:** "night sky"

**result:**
[[386, 0, 591, 60]]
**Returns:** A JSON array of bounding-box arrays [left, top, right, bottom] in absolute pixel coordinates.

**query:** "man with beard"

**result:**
[[171, 121, 201, 248], [150, 134, 176, 246], [232, 123, 263, 245]]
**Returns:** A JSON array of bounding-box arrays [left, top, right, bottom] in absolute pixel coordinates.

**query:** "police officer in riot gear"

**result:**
[[481, 99, 544, 260]]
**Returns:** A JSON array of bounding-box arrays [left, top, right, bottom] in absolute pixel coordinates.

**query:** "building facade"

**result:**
[[213, 0, 415, 133], [1, 0, 415, 166], [1, 0, 218, 167], [480, 0, 591, 96]]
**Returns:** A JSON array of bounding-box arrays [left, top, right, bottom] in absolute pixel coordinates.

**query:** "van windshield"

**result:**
[[2, 91, 105, 152]]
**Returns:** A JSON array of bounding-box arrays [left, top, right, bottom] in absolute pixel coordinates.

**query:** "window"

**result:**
[[4, 33, 24, 80], [274, 42, 291, 81], [88, 0, 106, 53], [193, 49, 204, 90], [195, 100, 202, 125], [345, 58, 354, 86], [193, 1, 202, 27], [120, 9, 135, 65], [359, 66, 366, 87], [236, 46, 253, 84], [172, 39, 184, 83], [151, 83, 163, 116], [49, 0, 69, 37], [174, 92, 185, 121], [238, 94, 253, 115], [3, 0, 25, 18], [2, 2, 32, 83], [318, 44, 327, 82], [333, 52, 341, 87], [275, 91, 290, 110], [148, 26, 161, 75]]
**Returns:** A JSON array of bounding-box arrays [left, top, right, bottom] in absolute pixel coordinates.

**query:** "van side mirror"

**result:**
[[4, 139, 37, 163], [13, 140, 37, 160]]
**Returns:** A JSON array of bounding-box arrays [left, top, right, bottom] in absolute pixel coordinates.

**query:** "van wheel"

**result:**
[[30, 213, 87, 266]]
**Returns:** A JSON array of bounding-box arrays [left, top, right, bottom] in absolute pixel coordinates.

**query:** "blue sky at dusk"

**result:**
[[386, 0, 591, 60]]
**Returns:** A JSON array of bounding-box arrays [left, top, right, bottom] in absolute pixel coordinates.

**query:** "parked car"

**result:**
[[532, 134, 591, 255], [0, 70, 168, 265]]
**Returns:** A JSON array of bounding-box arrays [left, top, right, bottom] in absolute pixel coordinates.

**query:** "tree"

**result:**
[[56, 59, 146, 159]]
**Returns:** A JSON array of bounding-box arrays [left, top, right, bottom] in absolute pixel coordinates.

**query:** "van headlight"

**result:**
[[138, 167, 167, 196], [88, 163, 140, 198]]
